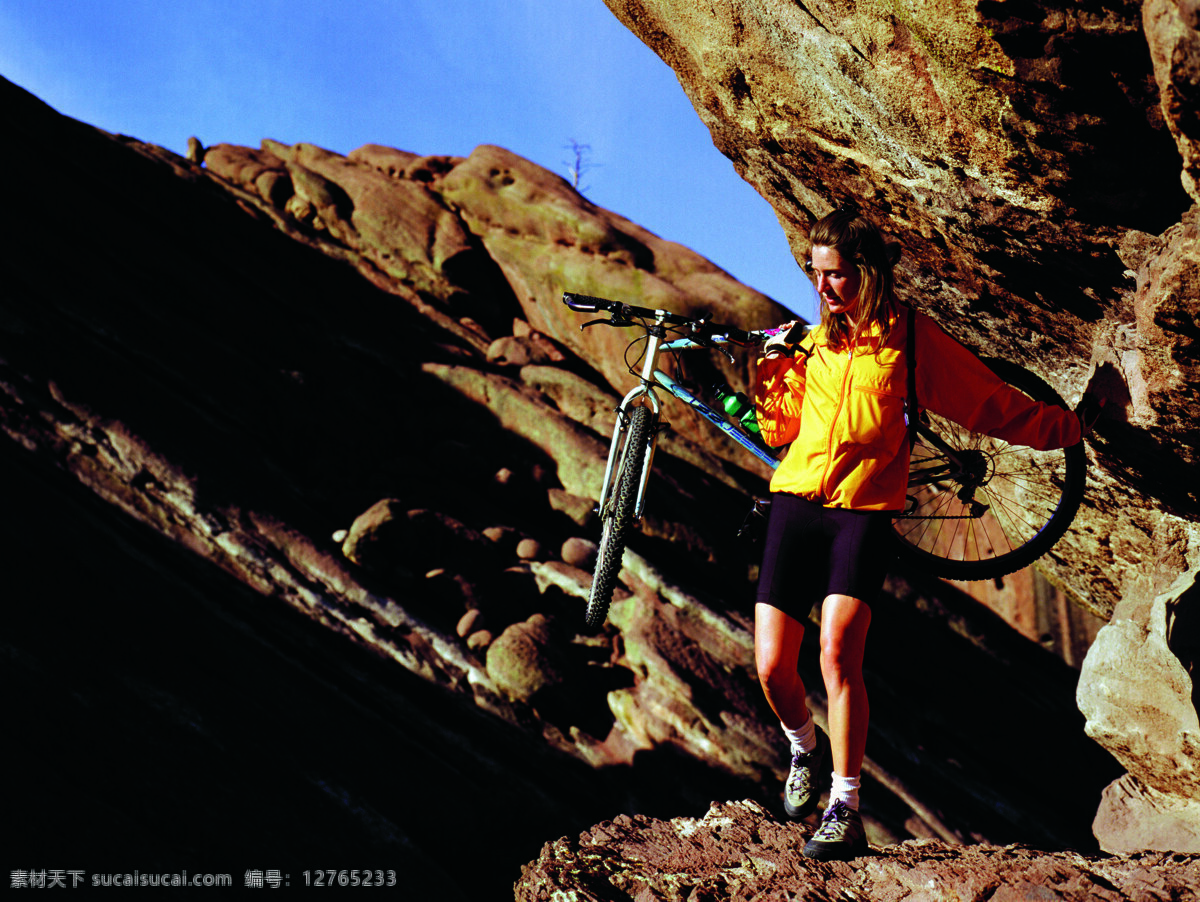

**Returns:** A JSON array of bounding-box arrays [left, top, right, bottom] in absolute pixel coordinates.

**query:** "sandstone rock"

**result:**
[[529, 560, 607, 602], [421, 362, 610, 499], [342, 500, 499, 577], [516, 538, 543, 560], [482, 525, 520, 552], [1078, 571, 1200, 851], [1145, 0, 1200, 202], [487, 334, 567, 368], [264, 139, 478, 294], [344, 142, 421, 178], [456, 608, 485, 639], [485, 614, 564, 703], [547, 488, 596, 527], [521, 365, 620, 438], [1094, 773, 1200, 855], [436, 144, 786, 455], [348, 145, 462, 183], [204, 143, 286, 191], [1129, 206, 1200, 456], [457, 316, 492, 344], [516, 799, 1200, 902], [466, 629, 493, 653], [486, 335, 532, 367], [340, 498, 407, 569], [561, 537, 599, 570], [185, 136, 204, 164], [524, 330, 566, 363]]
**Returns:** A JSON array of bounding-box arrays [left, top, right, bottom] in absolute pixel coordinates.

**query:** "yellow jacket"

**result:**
[[754, 306, 1082, 511]]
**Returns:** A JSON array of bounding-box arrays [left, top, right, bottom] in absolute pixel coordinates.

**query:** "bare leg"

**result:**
[[819, 594, 872, 777], [755, 602, 811, 729]]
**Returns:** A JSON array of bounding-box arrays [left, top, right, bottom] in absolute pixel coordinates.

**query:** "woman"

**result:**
[[753, 205, 1093, 860]]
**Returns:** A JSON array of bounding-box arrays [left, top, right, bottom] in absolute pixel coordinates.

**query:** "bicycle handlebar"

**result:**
[[562, 291, 762, 344]]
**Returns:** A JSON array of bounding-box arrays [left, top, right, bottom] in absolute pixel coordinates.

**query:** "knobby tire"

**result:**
[[892, 358, 1086, 580], [586, 406, 653, 628]]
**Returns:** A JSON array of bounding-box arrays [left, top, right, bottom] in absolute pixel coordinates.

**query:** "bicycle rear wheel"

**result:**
[[586, 405, 654, 627], [892, 358, 1085, 580]]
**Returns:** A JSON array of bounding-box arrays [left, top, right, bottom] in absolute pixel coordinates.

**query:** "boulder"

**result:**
[[342, 500, 501, 580], [485, 614, 565, 703], [456, 608, 486, 639], [340, 498, 407, 570], [516, 538, 544, 561], [1078, 571, 1200, 852], [547, 489, 597, 528], [561, 537, 599, 570]]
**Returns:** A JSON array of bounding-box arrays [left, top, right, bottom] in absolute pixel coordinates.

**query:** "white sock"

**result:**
[[829, 772, 861, 810], [781, 714, 817, 755]]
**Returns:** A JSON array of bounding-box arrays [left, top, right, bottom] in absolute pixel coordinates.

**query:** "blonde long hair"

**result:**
[[808, 205, 902, 352]]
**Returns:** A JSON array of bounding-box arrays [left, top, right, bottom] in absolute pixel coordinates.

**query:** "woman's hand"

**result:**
[[762, 321, 799, 358]]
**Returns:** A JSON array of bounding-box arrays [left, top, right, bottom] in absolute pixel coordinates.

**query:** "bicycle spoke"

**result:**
[[982, 487, 1048, 539], [893, 358, 1086, 580]]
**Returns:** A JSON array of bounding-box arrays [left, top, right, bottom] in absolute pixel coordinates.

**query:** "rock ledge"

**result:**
[[516, 800, 1200, 902]]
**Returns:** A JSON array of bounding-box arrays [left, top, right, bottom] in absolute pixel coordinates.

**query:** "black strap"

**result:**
[[905, 306, 918, 448]]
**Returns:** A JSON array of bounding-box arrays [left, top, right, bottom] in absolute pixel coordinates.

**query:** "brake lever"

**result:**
[[580, 315, 632, 331], [688, 319, 736, 362]]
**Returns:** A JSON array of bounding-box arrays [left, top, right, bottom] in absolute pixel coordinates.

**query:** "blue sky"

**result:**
[[0, 0, 817, 320]]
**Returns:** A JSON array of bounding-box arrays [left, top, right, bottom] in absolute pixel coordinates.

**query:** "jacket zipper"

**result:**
[[820, 347, 854, 499]]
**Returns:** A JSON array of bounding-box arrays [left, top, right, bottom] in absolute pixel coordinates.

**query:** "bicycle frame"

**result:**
[[595, 325, 974, 525], [576, 293, 978, 531], [594, 312, 782, 525]]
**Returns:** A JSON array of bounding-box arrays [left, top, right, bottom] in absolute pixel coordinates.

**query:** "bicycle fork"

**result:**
[[596, 322, 669, 523]]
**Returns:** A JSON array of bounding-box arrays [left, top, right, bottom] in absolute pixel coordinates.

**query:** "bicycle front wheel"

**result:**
[[892, 358, 1086, 581], [586, 405, 655, 627]]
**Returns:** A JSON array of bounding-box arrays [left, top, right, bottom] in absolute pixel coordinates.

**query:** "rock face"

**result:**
[[1146, 0, 1200, 200], [516, 799, 1200, 901], [1078, 570, 1200, 852], [604, 0, 1200, 853]]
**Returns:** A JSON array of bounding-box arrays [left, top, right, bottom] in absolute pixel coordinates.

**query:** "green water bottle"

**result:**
[[713, 384, 761, 434], [740, 408, 762, 435]]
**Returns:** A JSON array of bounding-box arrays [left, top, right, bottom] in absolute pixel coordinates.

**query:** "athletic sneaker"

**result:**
[[803, 800, 869, 860], [783, 726, 831, 820]]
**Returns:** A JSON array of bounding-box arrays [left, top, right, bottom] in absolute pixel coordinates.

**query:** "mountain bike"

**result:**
[[563, 292, 1086, 628]]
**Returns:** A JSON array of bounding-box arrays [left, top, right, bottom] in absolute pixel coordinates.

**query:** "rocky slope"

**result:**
[[2, 76, 787, 897], [517, 800, 1200, 901], [0, 8, 1195, 890]]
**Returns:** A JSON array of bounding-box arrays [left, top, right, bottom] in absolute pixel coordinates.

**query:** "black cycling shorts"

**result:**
[[756, 493, 895, 622]]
